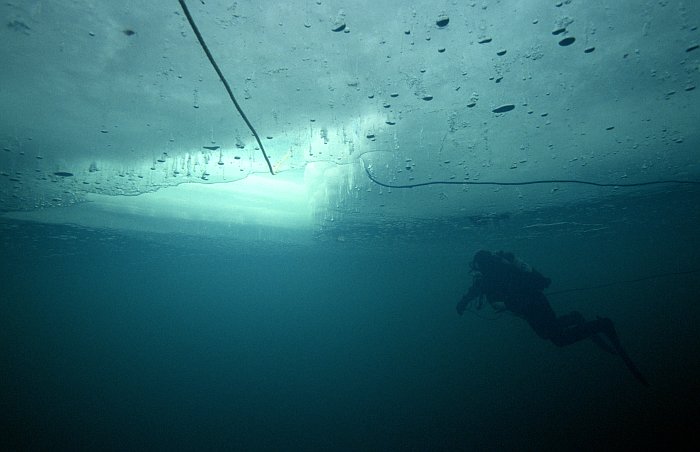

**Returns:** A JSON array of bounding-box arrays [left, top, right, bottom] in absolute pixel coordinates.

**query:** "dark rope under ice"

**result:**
[[178, 0, 275, 175], [363, 164, 700, 189]]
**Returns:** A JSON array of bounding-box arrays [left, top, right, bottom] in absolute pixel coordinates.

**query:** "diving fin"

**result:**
[[598, 317, 650, 387], [612, 340, 650, 387]]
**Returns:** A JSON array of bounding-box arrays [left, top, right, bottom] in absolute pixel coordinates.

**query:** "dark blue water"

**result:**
[[2, 187, 700, 451]]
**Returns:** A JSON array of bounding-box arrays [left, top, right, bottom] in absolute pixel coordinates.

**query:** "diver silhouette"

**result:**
[[456, 250, 649, 386]]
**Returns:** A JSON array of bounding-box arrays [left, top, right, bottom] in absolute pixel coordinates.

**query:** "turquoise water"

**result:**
[[2, 187, 700, 450]]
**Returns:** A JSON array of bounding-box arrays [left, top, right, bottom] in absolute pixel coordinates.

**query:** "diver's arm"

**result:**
[[456, 276, 483, 315]]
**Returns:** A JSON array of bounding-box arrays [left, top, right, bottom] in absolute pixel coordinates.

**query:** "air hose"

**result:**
[[466, 268, 699, 320], [545, 268, 700, 297]]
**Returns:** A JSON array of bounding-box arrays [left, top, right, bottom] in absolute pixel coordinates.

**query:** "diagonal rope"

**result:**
[[178, 0, 275, 175]]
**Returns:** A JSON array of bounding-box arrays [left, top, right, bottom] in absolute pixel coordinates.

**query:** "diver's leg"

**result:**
[[549, 310, 604, 346], [559, 317, 649, 386], [589, 333, 618, 355], [522, 295, 560, 341], [548, 326, 593, 347], [549, 316, 618, 347], [559, 312, 618, 355], [548, 314, 649, 386], [556, 311, 585, 328]]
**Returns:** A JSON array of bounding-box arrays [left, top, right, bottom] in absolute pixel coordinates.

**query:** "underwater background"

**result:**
[[2, 1, 700, 449], [2, 186, 699, 451]]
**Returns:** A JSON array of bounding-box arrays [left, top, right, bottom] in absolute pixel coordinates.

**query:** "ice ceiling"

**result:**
[[1, 0, 698, 232]]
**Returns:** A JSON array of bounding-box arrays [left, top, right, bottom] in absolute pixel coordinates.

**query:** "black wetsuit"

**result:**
[[456, 250, 649, 386], [459, 272, 611, 347]]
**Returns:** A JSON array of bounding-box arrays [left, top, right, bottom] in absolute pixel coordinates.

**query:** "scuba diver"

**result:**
[[456, 250, 649, 386]]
